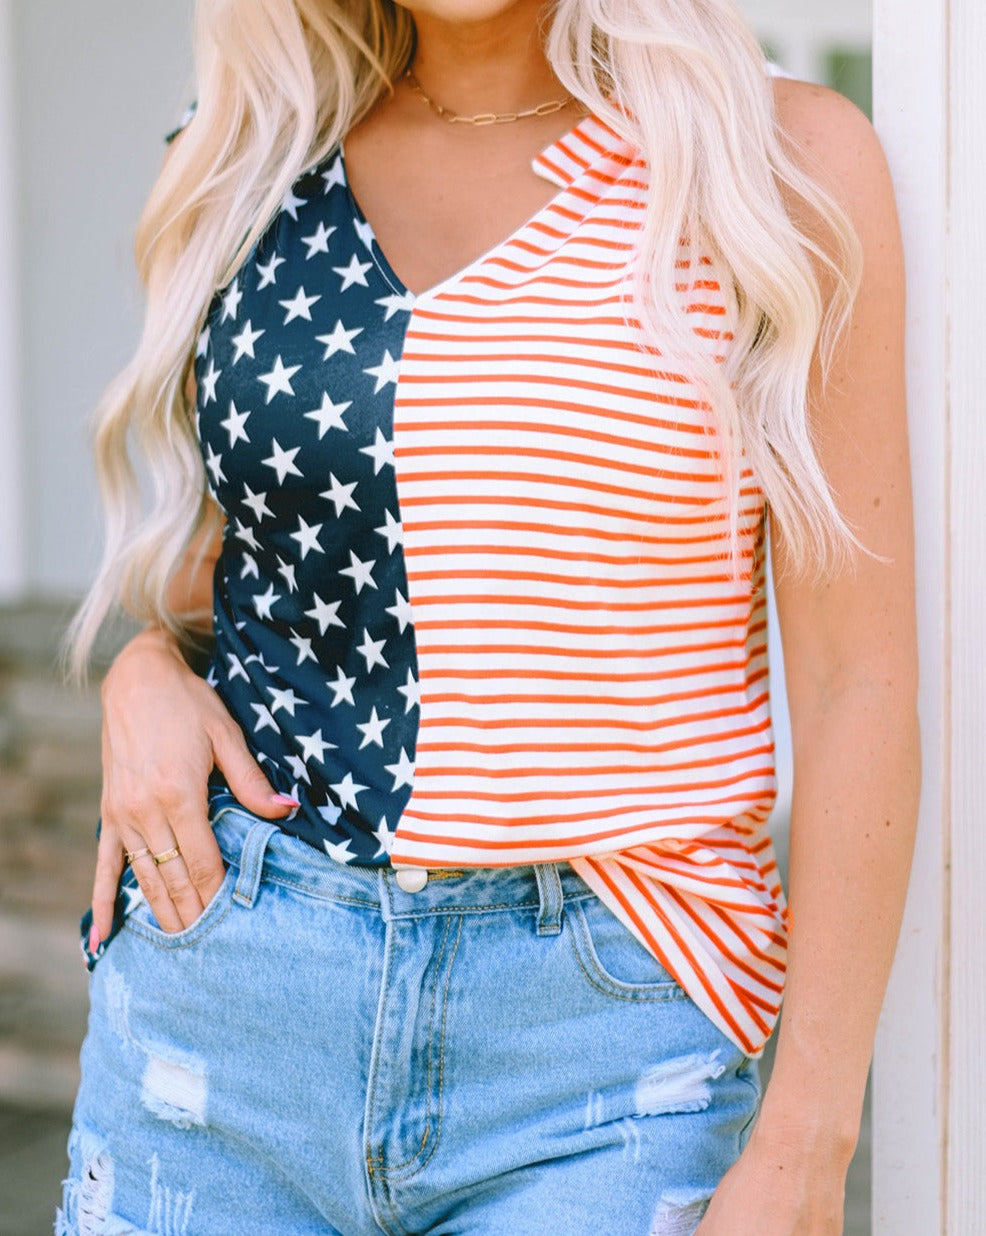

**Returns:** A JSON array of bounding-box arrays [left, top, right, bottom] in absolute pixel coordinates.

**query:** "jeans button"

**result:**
[[395, 867, 428, 893]]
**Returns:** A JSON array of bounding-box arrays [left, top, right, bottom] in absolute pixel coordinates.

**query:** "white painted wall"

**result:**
[[872, 0, 986, 1230], [0, 1, 23, 600], [870, 0, 947, 1227], [946, 3, 986, 1217], [12, 0, 194, 597]]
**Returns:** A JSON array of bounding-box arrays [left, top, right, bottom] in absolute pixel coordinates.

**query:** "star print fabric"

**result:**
[[193, 150, 420, 865]]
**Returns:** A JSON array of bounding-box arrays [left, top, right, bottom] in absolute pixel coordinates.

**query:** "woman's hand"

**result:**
[[693, 1121, 853, 1235], [89, 626, 297, 946]]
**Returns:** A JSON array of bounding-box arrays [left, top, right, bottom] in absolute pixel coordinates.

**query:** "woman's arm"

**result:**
[[90, 497, 296, 948], [162, 485, 225, 636], [698, 82, 918, 1233]]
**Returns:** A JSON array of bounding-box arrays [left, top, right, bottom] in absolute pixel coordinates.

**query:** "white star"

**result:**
[[258, 355, 302, 404], [233, 518, 260, 552], [385, 747, 416, 791], [230, 320, 265, 364], [322, 156, 345, 193], [227, 653, 248, 682], [318, 800, 343, 826], [275, 555, 298, 593], [196, 325, 211, 358], [204, 443, 225, 486], [305, 593, 344, 635], [320, 473, 360, 517], [397, 669, 421, 713], [304, 393, 351, 438], [290, 515, 324, 560], [262, 438, 303, 484], [221, 279, 243, 323], [253, 582, 281, 620], [356, 628, 389, 672], [324, 838, 356, 864], [256, 252, 286, 289], [316, 320, 363, 359], [200, 360, 221, 405], [205, 665, 219, 687], [372, 815, 395, 858], [330, 772, 368, 811], [220, 400, 251, 447], [289, 631, 319, 666], [334, 253, 372, 291], [375, 510, 404, 553], [279, 285, 321, 325], [242, 484, 274, 522], [250, 702, 278, 734], [359, 428, 396, 474], [267, 685, 305, 717], [326, 665, 356, 707], [357, 706, 391, 749], [284, 754, 311, 785], [363, 349, 401, 394], [297, 728, 336, 765], [240, 553, 259, 580], [301, 221, 336, 258], [282, 186, 306, 220], [354, 217, 375, 251], [386, 588, 414, 633], [340, 550, 377, 593], [245, 651, 279, 674], [375, 290, 416, 321], [121, 882, 147, 915]]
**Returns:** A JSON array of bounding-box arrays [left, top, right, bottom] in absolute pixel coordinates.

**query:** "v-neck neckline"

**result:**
[[337, 109, 603, 305]]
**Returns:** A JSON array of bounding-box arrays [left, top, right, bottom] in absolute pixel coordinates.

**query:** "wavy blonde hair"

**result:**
[[65, 0, 862, 679]]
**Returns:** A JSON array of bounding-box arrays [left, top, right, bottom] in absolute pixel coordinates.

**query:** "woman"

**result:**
[[59, 1, 918, 1232]]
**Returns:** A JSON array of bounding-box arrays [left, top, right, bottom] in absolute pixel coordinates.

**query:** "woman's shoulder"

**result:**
[[770, 77, 897, 239], [771, 78, 890, 202]]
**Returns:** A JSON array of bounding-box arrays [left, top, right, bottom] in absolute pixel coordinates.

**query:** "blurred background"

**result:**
[[0, 2, 873, 1231]]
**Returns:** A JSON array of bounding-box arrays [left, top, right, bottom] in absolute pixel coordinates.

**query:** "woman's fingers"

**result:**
[[210, 716, 298, 817], [117, 813, 202, 932], [164, 789, 227, 907], [91, 819, 126, 944]]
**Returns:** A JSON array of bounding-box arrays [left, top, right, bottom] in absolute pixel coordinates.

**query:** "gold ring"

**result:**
[[125, 847, 151, 864], [152, 847, 182, 866]]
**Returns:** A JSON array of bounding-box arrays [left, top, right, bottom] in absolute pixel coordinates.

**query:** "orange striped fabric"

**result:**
[[387, 114, 787, 1057]]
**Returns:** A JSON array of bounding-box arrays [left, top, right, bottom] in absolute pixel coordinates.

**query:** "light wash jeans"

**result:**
[[59, 802, 761, 1235]]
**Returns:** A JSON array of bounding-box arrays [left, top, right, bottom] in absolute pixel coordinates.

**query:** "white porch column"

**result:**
[[0, 0, 24, 599], [872, 0, 986, 1231]]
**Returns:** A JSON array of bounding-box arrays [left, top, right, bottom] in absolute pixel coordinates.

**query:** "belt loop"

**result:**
[[534, 863, 563, 936], [232, 819, 280, 909]]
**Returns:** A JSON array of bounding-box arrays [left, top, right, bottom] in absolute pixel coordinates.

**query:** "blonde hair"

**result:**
[[65, 0, 862, 679]]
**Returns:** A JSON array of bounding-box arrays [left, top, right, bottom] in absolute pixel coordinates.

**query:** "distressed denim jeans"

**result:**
[[59, 803, 761, 1235]]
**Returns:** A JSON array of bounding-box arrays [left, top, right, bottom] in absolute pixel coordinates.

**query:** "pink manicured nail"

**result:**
[[88, 925, 101, 954], [271, 794, 301, 808]]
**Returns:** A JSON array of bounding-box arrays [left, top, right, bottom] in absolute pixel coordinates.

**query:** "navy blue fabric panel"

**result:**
[[193, 151, 419, 865]]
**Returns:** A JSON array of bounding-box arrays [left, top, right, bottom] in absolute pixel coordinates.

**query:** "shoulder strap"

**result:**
[[165, 101, 198, 145]]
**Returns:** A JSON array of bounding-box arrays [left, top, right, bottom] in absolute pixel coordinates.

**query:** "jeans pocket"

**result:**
[[79, 837, 146, 973], [121, 861, 235, 949], [567, 895, 688, 1001]]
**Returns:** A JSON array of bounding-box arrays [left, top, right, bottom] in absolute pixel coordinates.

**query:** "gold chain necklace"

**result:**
[[404, 68, 573, 127]]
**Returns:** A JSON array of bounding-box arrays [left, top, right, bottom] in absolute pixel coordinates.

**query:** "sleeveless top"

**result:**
[[91, 109, 789, 1058]]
